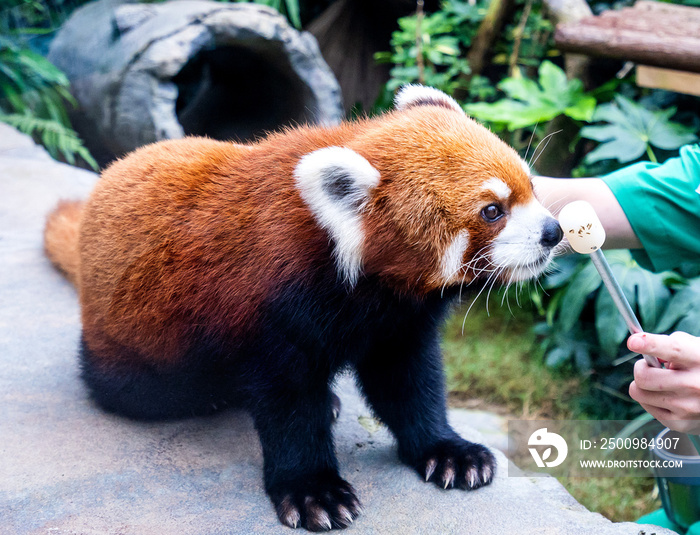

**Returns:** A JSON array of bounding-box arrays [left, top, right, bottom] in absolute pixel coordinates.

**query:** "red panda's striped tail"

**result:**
[[44, 200, 83, 288]]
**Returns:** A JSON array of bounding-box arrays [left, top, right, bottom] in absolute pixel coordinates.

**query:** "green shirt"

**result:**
[[601, 144, 700, 275]]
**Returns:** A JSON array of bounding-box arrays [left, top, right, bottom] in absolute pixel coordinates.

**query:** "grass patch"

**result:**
[[442, 296, 660, 523], [442, 297, 579, 419], [558, 477, 658, 523]]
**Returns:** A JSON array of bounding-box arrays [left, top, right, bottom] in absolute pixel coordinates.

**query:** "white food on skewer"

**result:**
[[558, 201, 662, 369]]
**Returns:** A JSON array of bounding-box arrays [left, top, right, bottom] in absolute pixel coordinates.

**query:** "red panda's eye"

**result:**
[[481, 204, 504, 223]]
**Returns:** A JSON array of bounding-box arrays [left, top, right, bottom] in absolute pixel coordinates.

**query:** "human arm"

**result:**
[[532, 176, 642, 250], [533, 149, 700, 432]]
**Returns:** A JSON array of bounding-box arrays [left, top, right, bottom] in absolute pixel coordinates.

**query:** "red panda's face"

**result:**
[[294, 86, 562, 293]]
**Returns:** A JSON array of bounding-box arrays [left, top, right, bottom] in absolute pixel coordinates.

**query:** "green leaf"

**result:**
[[0, 113, 97, 170], [557, 261, 601, 333], [676, 316, 700, 337], [628, 268, 671, 331], [582, 126, 647, 164], [465, 61, 597, 131], [543, 255, 586, 290], [564, 96, 596, 122], [581, 95, 698, 164], [595, 287, 629, 360], [648, 119, 698, 150], [282, 0, 301, 29], [498, 76, 541, 103], [466, 99, 558, 129], [545, 289, 563, 327], [545, 345, 573, 367], [579, 124, 624, 142], [574, 345, 593, 372], [538, 60, 569, 95], [656, 279, 700, 333]]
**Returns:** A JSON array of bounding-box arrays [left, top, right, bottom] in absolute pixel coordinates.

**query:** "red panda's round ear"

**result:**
[[394, 85, 463, 114], [294, 147, 380, 286]]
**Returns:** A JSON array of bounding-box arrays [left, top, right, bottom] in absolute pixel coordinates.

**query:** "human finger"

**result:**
[[632, 358, 678, 392], [628, 331, 700, 370]]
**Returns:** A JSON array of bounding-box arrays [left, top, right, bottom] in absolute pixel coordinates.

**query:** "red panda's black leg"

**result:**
[[249, 378, 361, 530], [355, 329, 496, 491]]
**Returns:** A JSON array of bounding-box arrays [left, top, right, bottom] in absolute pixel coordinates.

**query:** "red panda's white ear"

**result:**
[[294, 147, 380, 286], [394, 85, 463, 114]]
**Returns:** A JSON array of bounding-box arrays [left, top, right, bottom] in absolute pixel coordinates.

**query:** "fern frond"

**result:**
[[0, 113, 97, 170]]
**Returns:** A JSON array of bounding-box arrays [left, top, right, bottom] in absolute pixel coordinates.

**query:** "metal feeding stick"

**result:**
[[558, 201, 662, 369], [560, 202, 700, 457]]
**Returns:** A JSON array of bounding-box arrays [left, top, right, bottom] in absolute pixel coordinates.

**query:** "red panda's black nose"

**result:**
[[540, 218, 564, 248]]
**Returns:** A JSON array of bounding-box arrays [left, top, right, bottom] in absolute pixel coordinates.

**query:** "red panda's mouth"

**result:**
[[504, 255, 552, 282]]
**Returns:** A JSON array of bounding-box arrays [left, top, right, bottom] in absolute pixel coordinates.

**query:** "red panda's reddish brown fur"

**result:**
[[44, 86, 562, 532], [44, 200, 83, 287], [46, 108, 531, 369]]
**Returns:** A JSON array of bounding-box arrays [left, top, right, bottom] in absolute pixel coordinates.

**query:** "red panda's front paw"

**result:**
[[417, 439, 496, 491], [269, 473, 362, 531]]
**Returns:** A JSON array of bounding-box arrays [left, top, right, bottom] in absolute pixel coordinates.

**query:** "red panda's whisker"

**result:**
[[530, 129, 563, 170], [523, 120, 539, 168], [461, 267, 502, 334]]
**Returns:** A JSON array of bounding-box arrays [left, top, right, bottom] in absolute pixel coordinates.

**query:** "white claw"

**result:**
[[317, 510, 333, 531], [425, 458, 437, 481], [467, 467, 479, 488], [442, 459, 456, 489], [280, 496, 301, 528], [338, 505, 355, 525], [443, 469, 455, 489], [481, 464, 493, 483], [352, 500, 364, 516]]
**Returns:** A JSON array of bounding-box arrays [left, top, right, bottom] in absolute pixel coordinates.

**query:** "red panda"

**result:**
[[44, 85, 563, 531]]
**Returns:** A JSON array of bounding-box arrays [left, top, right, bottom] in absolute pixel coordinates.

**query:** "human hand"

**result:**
[[628, 331, 700, 434]]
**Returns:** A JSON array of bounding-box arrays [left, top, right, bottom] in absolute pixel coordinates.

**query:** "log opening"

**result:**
[[173, 43, 314, 143]]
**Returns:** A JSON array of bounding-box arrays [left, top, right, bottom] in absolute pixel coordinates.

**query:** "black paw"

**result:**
[[414, 439, 496, 490], [269, 473, 362, 531]]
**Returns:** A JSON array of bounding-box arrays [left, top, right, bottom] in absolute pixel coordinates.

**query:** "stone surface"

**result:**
[[0, 126, 671, 534], [47, 0, 342, 160]]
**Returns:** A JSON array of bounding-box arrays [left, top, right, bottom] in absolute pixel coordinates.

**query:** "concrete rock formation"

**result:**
[[48, 0, 343, 162], [0, 124, 671, 534]]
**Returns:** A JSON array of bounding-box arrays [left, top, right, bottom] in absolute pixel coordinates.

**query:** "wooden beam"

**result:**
[[555, 2, 700, 74], [637, 65, 700, 97]]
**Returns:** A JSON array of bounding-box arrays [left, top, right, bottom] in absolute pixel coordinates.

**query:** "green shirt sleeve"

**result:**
[[601, 144, 700, 274]]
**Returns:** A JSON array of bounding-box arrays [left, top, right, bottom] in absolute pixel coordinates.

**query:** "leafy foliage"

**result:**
[[375, 0, 488, 96], [0, 112, 96, 168], [464, 61, 596, 130], [537, 251, 699, 417], [655, 277, 700, 336], [380, 1, 700, 420], [581, 95, 698, 164], [233, 0, 301, 28], [146, 0, 303, 27], [0, 6, 96, 168]]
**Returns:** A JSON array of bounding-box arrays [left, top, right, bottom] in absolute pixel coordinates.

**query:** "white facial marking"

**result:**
[[394, 84, 463, 114], [294, 147, 380, 286], [491, 198, 556, 281], [482, 177, 512, 201], [441, 229, 469, 282]]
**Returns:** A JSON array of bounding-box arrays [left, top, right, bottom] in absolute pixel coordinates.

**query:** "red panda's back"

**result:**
[[78, 137, 288, 366]]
